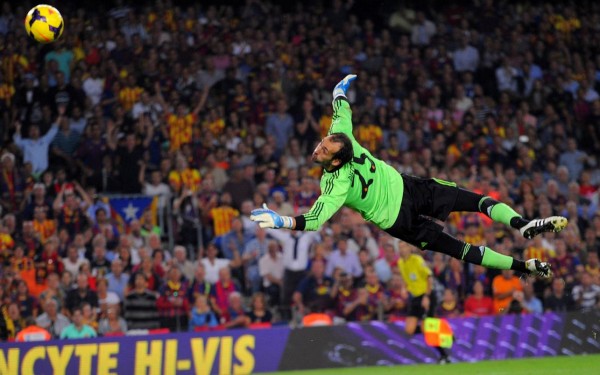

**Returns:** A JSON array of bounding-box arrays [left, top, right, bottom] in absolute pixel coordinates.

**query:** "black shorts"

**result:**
[[407, 294, 436, 318], [384, 175, 459, 249]]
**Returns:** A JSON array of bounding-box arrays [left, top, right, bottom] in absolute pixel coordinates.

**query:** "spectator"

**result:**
[[201, 242, 232, 285], [60, 307, 97, 339], [15, 317, 52, 342], [572, 271, 600, 311], [213, 267, 239, 318], [38, 272, 66, 311], [243, 226, 269, 293], [384, 274, 409, 319], [293, 260, 333, 315], [13, 109, 61, 177], [362, 269, 387, 320], [98, 306, 127, 336], [188, 294, 218, 331], [35, 298, 70, 339], [222, 291, 249, 329], [522, 281, 543, 314], [265, 99, 294, 156], [410, 11, 436, 46], [247, 292, 273, 324], [544, 278, 575, 312], [81, 302, 98, 332], [326, 237, 363, 279], [453, 35, 479, 73], [492, 269, 523, 314], [209, 192, 239, 237], [62, 244, 89, 278], [156, 267, 190, 332], [65, 273, 99, 314], [463, 280, 494, 317], [13, 280, 38, 319], [172, 245, 195, 283], [0, 152, 25, 213], [123, 273, 159, 330], [96, 278, 120, 316], [436, 288, 462, 318], [258, 239, 284, 306], [105, 258, 129, 300]]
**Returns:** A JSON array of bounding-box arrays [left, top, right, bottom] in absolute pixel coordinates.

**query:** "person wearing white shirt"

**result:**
[[453, 37, 480, 73], [410, 11, 436, 46], [63, 244, 89, 278], [201, 242, 231, 284], [495, 58, 519, 93], [266, 228, 320, 311], [258, 240, 284, 305], [82, 65, 104, 107], [139, 164, 171, 210]]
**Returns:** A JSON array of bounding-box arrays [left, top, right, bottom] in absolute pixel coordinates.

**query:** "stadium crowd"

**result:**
[[1, 0, 600, 340]]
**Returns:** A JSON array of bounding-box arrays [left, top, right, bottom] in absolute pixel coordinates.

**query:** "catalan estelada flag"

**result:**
[[423, 318, 454, 348], [109, 196, 154, 233]]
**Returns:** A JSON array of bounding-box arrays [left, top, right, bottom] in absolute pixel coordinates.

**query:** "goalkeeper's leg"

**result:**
[[429, 231, 551, 278], [451, 188, 567, 239]]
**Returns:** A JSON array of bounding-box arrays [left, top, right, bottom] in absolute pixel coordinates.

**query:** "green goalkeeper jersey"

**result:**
[[299, 99, 404, 231]]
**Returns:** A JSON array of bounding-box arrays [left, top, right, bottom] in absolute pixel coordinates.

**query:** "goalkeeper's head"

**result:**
[[311, 132, 353, 172]]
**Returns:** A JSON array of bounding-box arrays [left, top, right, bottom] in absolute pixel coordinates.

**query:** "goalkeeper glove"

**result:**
[[332, 74, 357, 103], [250, 204, 294, 229]]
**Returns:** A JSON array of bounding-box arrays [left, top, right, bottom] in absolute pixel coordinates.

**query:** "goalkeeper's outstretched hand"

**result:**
[[250, 204, 293, 229], [332, 74, 357, 102]]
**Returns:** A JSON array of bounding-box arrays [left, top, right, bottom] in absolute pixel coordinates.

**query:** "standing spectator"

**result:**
[[492, 269, 523, 314], [44, 42, 74, 83], [60, 307, 97, 339], [110, 132, 144, 193], [105, 258, 129, 301], [65, 273, 99, 314], [521, 281, 543, 314], [293, 260, 333, 315], [0, 152, 26, 213], [188, 294, 218, 331], [13, 109, 60, 177], [201, 242, 232, 284], [82, 65, 104, 107], [559, 138, 589, 181], [35, 298, 70, 339], [410, 11, 436, 46], [374, 242, 397, 283], [258, 240, 284, 306], [267, 228, 320, 317], [544, 278, 575, 312], [213, 267, 239, 318], [384, 274, 409, 319], [123, 273, 159, 330], [463, 280, 494, 316], [243, 226, 269, 294], [209, 192, 239, 237], [172, 245, 195, 283], [326, 237, 363, 280], [572, 271, 600, 311], [453, 35, 480, 73], [265, 99, 294, 156], [157, 267, 190, 332]]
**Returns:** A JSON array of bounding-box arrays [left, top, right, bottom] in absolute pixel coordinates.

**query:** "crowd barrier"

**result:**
[[1, 311, 598, 374]]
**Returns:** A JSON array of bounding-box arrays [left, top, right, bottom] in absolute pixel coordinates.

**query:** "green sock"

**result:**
[[481, 247, 514, 269], [488, 203, 521, 227]]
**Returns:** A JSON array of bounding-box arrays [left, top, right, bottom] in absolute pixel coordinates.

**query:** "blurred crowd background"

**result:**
[[1, 0, 600, 340]]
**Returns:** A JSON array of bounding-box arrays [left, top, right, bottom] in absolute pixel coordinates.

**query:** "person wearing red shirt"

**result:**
[[156, 267, 190, 332], [464, 280, 495, 316], [213, 267, 239, 318]]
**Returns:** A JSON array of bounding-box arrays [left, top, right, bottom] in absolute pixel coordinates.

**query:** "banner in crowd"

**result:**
[[0, 327, 290, 375], [108, 196, 157, 232], [1, 312, 599, 374]]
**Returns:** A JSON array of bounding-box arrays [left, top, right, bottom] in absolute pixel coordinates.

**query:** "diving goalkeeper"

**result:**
[[251, 75, 567, 278]]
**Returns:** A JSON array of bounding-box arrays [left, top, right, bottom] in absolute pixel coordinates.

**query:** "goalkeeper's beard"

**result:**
[[312, 152, 333, 170]]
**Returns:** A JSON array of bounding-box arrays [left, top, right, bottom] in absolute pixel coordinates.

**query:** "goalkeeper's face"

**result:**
[[312, 136, 342, 169]]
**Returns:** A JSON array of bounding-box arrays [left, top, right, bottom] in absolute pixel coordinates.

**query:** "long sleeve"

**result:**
[[42, 124, 59, 144], [328, 98, 362, 152], [295, 166, 352, 231], [12, 133, 25, 150]]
